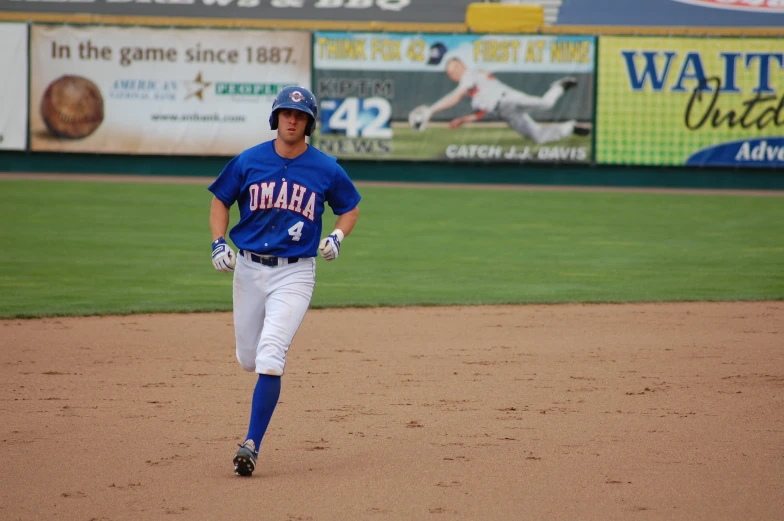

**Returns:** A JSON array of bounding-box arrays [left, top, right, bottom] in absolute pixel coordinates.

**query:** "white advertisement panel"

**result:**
[[30, 25, 311, 155], [0, 22, 29, 151]]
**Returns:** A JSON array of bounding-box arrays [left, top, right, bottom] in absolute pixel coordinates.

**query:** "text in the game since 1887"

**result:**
[[49, 39, 296, 67], [316, 78, 395, 156]]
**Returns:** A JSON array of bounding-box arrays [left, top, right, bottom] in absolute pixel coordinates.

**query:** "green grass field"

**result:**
[[1, 178, 782, 318]]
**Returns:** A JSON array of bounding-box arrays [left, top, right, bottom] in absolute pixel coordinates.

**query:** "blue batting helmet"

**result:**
[[269, 86, 318, 136]]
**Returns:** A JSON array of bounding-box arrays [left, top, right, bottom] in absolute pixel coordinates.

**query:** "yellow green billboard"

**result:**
[[597, 36, 784, 168]]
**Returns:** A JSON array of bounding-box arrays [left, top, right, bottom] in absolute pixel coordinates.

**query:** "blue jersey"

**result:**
[[208, 140, 361, 258]]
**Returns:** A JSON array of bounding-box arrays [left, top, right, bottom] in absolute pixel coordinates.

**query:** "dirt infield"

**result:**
[[2, 302, 783, 521]]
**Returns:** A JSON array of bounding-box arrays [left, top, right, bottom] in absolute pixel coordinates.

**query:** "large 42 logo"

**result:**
[[320, 97, 392, 139]]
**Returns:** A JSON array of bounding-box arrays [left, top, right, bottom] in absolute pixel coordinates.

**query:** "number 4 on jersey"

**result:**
[[288, 221, 304, 242]]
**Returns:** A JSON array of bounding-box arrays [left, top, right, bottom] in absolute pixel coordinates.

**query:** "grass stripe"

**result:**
[[1, 179, 782, 318]]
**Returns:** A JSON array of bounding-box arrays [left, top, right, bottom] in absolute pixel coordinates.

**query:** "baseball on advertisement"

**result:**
[[208, 86, 361, 477], [29, 24, 311, 155], [0, 22, 29, 151], [312, 32, 596, 163], [596, 36, 784, 168]]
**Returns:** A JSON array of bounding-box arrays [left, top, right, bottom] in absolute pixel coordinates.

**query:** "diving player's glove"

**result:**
[[318, 229, 344, 262], [211, 236, 237, 272], [408, 105, 430, 132]]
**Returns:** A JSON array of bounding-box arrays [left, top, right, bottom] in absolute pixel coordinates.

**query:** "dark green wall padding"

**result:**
[[1, 151, 782, 190]]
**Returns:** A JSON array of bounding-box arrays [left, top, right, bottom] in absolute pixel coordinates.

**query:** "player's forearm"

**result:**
[[333, 206, 359, 238], [428, 89, 464, 115], [210, 197, 231, 241]]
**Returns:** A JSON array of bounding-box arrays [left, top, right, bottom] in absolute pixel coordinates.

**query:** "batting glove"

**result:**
[[211, 237, 236, 272], [318, 229, 344, 262]]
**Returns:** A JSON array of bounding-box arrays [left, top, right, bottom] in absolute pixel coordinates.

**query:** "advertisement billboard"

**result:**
[[0, 0, 471, 24], [557, 0, 784, 27], [0, 22, 28, 151], [596, 36, 784, 168], [313, 32, 596, 163], [29, 24, 311, 155]]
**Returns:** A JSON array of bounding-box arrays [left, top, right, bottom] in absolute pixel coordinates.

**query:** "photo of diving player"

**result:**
[[408, 44, 591, 145]]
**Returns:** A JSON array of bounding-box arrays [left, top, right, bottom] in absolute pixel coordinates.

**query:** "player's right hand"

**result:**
[[211, 237, 236, 272]]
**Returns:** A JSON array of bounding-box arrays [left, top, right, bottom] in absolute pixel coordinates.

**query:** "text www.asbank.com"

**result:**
[[151, 114, 246, 122]]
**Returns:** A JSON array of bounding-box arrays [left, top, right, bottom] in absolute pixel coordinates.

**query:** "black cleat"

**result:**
[[558, 77, 578, 91], [573, 123, 591, 136], [233, 440, 258, 477]]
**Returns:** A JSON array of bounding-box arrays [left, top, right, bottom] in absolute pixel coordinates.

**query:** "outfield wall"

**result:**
[[0, 18, 782, 188]]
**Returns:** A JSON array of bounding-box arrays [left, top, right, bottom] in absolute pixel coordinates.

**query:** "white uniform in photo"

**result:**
[[457, 68, 578, 145]]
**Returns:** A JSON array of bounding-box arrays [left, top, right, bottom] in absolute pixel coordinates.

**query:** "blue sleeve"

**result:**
[[207, 155, 244, 207], [325, 161, 361, 215]]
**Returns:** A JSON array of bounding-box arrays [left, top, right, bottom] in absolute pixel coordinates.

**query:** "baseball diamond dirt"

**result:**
[[0, 173, 782, 521], [1, 303, 783, 521]]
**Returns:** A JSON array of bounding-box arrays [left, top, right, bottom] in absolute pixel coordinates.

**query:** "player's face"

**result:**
[[446, 60, 465, 82], [277, 109, 309, 144]]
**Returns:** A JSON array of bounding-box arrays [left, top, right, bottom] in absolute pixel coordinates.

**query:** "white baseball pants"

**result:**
[[498, 83, 576, 144], [232, 254, 316, 376]]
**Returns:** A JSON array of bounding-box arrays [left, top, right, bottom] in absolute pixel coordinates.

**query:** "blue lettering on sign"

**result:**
[[622, 51, 678, 91], [109, 79, 178, 101], [671, 52, 710, 93], [621, 51, 784, 94]]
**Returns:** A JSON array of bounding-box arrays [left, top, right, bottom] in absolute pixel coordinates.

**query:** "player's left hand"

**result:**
[[408, 105, 430, 132], [211, 237, 236, 272], [318, 229, 344, 262], [449, 117, 465, 129]]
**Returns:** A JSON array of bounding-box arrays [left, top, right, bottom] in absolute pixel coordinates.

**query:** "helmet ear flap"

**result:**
[[305, 104, 318, 136]]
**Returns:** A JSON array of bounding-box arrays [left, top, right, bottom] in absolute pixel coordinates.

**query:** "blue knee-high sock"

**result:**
[[246, 374, 281, 452]]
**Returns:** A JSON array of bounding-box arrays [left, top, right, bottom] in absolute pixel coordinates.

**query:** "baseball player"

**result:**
[[409, 56, 590, 144], [207, 85, 361, 477]]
